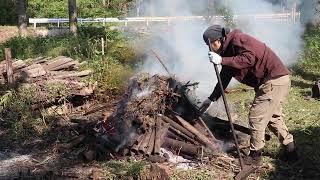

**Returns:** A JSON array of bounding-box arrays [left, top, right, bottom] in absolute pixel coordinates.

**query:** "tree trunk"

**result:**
[[17, 0, 27, 37], [68, 0, 78, 35]]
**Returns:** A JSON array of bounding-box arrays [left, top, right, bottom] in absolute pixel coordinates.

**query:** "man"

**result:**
[[201, 25, 298, 166]]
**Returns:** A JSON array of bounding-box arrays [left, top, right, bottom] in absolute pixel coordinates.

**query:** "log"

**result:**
[[194, 122, 209, 137], [146, 127, 155, 156], [154, 118, 161, 155], [43, 56, 74, 71], [51, 70, 92, 79], [0, 59, 26, 74], [138, 129, 152, 154], [175, 115, 220, 153], [168, 126, 198, 145], [49, 60, 79, 71], [158, 114, 194, 139], [166, 130, 183, 141], [131, 134, 146, 154], [46, 79, 86, 88], [156, 122, 170, 155], [20, 64, 46, 78], [162, 137, 202, 157], [33, 57, 52, 64], [12, 60, 27, 70], [198, 117, 218, 142]]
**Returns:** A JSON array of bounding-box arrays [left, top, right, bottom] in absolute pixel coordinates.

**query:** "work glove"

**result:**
[[208, 51, 222, 65], [199, 98, 214, 114]]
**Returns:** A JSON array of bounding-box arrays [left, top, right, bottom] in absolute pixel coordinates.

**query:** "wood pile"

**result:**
[[0, 56, 95, 109], [94, 74, 223, 161], [0, 56, 91, 83]]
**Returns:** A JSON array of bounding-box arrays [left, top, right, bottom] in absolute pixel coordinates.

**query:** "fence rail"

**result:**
[[29, 12, 300, 28]]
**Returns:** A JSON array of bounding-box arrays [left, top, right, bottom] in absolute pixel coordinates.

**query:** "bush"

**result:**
[[85, 57, 133, 93]]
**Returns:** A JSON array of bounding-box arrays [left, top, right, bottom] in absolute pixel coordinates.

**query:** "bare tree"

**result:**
[[17, 0, 27, 37], [68, 0, 78, 35]]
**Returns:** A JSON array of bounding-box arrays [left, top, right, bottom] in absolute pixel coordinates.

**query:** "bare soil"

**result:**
[[0, 26, 18, 43]]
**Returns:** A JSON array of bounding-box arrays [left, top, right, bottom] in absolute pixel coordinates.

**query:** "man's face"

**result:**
[[210, 39, 222, 54]]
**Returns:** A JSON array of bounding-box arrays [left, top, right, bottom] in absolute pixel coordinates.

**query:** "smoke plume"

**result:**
[[133, 0, 307, 100]]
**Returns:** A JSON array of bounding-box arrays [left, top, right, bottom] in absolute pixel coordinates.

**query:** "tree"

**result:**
[[68, 0, 77, 35], [17, 0, 27, 37]]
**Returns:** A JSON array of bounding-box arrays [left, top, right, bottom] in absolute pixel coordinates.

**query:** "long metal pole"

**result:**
[[208, 39, 244, 169]]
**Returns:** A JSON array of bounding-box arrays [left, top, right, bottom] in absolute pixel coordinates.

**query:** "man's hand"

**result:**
[[199, 98, 213, 114], [208, 51, 222, 65]]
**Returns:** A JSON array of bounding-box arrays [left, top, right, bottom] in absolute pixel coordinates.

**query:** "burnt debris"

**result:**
[[91, 74, 223, 161]]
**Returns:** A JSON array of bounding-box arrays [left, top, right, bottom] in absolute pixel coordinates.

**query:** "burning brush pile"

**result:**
[[92, 74, 224, 162]]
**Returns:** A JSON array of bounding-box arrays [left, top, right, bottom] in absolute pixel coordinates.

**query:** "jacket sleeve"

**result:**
[[221, 43, 256, 69], [208, 66, 234, 101]]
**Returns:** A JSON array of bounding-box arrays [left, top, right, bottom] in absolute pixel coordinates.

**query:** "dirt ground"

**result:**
[[0, 26, 18, 43]]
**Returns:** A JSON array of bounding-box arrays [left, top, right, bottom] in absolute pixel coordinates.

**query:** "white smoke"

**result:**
[[132, 0, 307, 100], [221, 0, 304, 65]]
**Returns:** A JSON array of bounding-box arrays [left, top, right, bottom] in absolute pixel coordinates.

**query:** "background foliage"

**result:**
[[0, 0, 134, 25]]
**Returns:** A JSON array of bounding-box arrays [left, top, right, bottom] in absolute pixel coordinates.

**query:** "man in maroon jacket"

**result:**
[[201, 25, 298, 166]]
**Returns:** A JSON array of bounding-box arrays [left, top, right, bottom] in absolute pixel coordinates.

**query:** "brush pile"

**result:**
[[93, 74, 223, 161], [0, 56, 95, 109]]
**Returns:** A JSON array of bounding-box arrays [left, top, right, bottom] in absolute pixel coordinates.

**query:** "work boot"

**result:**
[[280, 141, 299, 162], [244, 150, 262, 166]]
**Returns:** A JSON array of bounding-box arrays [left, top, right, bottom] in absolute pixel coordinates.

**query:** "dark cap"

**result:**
[[203, 25, 225, 45]]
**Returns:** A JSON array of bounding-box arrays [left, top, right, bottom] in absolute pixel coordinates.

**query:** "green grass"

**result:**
[[100, 160, 148, 179], [172, 166, 234, 180]]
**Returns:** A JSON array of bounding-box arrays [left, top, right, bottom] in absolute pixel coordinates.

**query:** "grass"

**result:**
[[100, 160, 148, 179]]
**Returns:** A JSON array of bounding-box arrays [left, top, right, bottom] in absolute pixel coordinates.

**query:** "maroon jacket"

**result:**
[[209, 29, 290, 101]]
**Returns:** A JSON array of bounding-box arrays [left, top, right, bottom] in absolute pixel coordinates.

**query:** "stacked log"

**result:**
[[0, 56, 95, 109], [0, 56, 91, 83], [128, 114, 220, 160]]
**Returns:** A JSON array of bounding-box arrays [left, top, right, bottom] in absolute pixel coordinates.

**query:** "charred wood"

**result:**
[[131, 134, 146, 154], [162, 137, 203, 157], [138, 129, 152, 154], [175, 115, 220, 153], [146, 127, 156, 156], [158, 114, 195, 139]]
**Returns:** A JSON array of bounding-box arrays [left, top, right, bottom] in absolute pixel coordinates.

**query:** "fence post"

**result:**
[[101, 37, 105, 56], [5, 48, 13, 87]]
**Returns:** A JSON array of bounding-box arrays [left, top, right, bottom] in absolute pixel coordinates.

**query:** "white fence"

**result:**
[[29, 12, 300, 28]]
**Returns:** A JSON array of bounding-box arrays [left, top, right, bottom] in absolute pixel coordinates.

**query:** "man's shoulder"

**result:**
[[230, 30, 248, 45]]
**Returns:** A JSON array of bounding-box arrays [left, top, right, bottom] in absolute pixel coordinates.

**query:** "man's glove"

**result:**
[[208, 51, 222, 65], [199, 98, 213, 114]]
